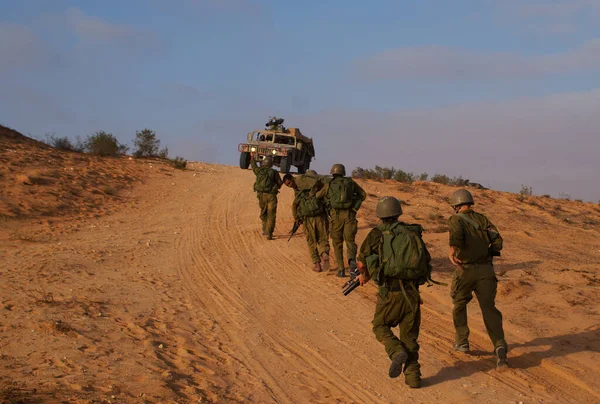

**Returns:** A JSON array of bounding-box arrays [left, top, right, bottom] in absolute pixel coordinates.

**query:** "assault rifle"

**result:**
[[342, 277, 360, 296], [287, 220, 302, 242]]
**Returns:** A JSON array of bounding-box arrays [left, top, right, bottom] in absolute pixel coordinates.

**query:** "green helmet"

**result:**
[[376, 196, 402, 218], [305, 169, 318, 178], [262, 156, 273, 168], [330, 163, 346, 176], [450, 189, 474, 207]]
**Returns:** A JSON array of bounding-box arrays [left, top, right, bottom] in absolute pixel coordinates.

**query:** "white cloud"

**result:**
[[0, 23, 58, 71], [356, 39, 600, 80]]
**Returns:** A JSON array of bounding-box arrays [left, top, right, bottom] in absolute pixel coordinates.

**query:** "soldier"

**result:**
[[313, 163, 366, 278], [283, 173, 330, 272], [447, 189, 508, 370], [355, 196, 431, 388], [250, 155, 283, 240]]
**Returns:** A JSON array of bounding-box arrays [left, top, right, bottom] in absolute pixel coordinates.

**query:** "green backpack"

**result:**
[[328, 177, 355, 209], [375, 222, 431, 285], [254, 167, 277, 193], [296, 190, 324, 218]]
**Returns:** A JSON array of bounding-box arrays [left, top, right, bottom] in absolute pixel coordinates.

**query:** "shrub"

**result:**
[[44, 133, 76, 151], [170, 156, 187, 170], [517, 185, 532, 202], [393, 170, 415, 183], [449, 176, 469, 187], [84, 131, 129, 156], [559, 192, 571, 201], [431, 174, 450, 185], [418, 173, 428, 181], [133, 128, 161, 157]]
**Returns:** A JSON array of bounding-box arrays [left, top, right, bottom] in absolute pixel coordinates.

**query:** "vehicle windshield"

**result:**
[[254, 132, 295, 146]]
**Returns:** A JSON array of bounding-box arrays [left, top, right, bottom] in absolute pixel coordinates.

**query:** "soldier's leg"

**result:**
[[474, 276, 507, 350], [266, 194, 278, 237], [372, 292, 406, 360], [315, 215, 330, 257], [330, 212, 345, 270], [343, 210, 359, 261], [451, 271, 475, 347], [258, 193, 268, 233], [304, 217, 321, 265], [398, 291, 421, 387]]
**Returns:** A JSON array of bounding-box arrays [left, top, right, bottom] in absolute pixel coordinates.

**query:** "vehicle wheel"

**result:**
[[239, 152, 250, 169], [280, 157, 290, 173]]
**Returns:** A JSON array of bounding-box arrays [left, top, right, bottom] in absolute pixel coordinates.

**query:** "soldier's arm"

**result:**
[[486, 219, 503, 253], [313, 182, 328, 200], [447, 215, 464, 266], [250, 157, 259, 175], [357, 229, 383, 281], [352, 180, 367, 211], [274, 170, 283, 189]]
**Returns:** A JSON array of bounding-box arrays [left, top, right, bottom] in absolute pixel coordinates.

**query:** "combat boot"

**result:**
[[336, 269, 346, 278], [453, 343, 470, 353], [312, 262, 322, 272], [348, 259, 359, 280], [495, 346, 508, 370], [388, 349, 408, 378], [266, 233, 274, 240], [320, 252, 330, 272], [404, 377, 421, 389]]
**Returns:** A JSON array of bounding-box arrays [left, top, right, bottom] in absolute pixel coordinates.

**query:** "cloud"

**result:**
[[0, 23, 59, 71], [295, 89, 600, 201], [356, 39, 600, 81]]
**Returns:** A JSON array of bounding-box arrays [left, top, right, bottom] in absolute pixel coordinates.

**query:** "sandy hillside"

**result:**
[[1, 129, 600, 403]]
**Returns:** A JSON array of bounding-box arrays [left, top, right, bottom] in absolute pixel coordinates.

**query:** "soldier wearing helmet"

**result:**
[[447, 189, 508, 370], [283, 172, 331, 272], [250, 154, 283, 240], [312, 163, 366, 278], [354, 196, 432, 389]]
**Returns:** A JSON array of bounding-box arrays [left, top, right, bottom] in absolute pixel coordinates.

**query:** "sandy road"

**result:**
[[2, 162, 598, 403]]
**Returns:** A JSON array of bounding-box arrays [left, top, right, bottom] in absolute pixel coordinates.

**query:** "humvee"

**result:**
[[238, 127, 315, 173]]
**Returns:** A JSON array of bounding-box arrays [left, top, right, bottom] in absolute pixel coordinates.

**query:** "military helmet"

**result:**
[[330, 163, 346, 176], [376, 196, 403, 218], [262, 156, 273, 168], [449, 189, 475, 207], [306, 169, 318, 178]]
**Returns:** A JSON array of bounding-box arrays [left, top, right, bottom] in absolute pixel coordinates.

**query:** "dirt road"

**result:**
[[2, 162, 599, 403]]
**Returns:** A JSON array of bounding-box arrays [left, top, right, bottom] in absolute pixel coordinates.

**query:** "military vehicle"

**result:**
[[238, 118, 315, 173]]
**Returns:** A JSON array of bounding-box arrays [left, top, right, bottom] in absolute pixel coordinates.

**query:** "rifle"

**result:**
[[287, 220, 302, 242], [342, 277, 360, 296]]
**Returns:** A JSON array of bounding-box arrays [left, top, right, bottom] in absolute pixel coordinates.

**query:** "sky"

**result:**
[[1, 0, 599, 201]]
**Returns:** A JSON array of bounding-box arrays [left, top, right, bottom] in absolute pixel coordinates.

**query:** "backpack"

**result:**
[[328, 177, 355, 209], [253, 167, 277, 193], [296, 190, 324, 218], [374, 222, 431, 285]]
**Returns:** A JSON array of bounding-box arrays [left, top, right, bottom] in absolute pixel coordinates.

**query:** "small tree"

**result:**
[[44, 133, 76, 151], [393, 169, 415, 183], [418, 172, 428, 181], [133, 128, 160, 157], [351, 167, 366, 179], [84, 131, 129, 156], [431, 174, 450, 185]]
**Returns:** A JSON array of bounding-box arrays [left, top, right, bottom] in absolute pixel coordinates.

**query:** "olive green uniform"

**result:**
[[448, 209, 506, 351], [358, 222, 427, 386], [315, 177, 366, 269], [251, 159, 283, 236], [291, 176, 330, 264]]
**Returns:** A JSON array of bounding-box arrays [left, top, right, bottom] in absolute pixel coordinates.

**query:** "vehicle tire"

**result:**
[[239, 152, 250, 169], [280, 157, 290, 173]]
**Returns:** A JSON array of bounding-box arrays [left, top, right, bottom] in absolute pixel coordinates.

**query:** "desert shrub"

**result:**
[[44, 133, 76, 151], [542, 194, 551, 198], [351, 167, 366, 178], [449, 176, 469, 186], [431, 174, 450, 185], [418, 172, 428, 181], [83, 131, 129, 156], [170, 156, 187, 170], [559, 192, 571, 201], [517, 184, 533, 202], [393, 169, 415, 183], [133, 128, 161, 157], [158, 146, 169, 159]]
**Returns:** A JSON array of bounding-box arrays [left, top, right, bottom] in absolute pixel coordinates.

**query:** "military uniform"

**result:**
[[314, 164, 366, 276], [251, 158, 283, 239], [357, 197, 429, 388], [291, 174, 330, 270], [448, 208, 506, 352]]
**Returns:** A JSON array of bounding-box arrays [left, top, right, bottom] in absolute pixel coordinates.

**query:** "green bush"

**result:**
[[84, 131, 129, 156], [170, 156, 187, 170], [133, 128, 161, 157], [43, 133, 83, 152], [431, 174, 450, 185]]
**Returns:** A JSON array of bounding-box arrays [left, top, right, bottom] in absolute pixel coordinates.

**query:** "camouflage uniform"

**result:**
[[358, 219, 428, 388], [251, 158, 283, 238], [291, 175, 330, 267], [314, 176, 366, 274], [448, 209, 507, 351]]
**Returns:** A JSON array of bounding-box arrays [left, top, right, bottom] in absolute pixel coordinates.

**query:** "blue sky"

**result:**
[[1, 0, 600, 201]]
